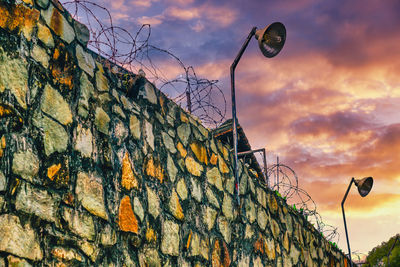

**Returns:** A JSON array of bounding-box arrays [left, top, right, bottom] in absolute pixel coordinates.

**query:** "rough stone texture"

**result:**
[[74, 20, 90, 46], [147, 186, 160, 218], [75, 124, 93, 157], [139, 247, 161, 267], [6, 255, 32, 267], [62, 206, 95, 241], [0, 214, 43, 261], [0, 47, 29, 109], [207, 167, 223, 191], [185, 156, 203, 177], [41, 84, 72, 125], [203, 206, 217, 231], [95, 107, 110, 135], [37, 20, 54, 48], [96, 63, 109, 92], [191, 178, 203, 202], [257, 207, 268, 230], [167, 154, 178, 182], [0, 171, 5, 191], [15, 182, 60, 223], [177, 123, 191, 146], [176, 179, 188, 200], [169, 189, 184, 220], [75, 172, 108, 220], [162, 132, 177, 154], [12, 149, 39, 183], [222, 193, 233, 221], [76, 44, 95, 77], [161, 220, 180, 256], [144, 82, 157, 104], [218, 216, 231, 244], [206, 187, 219, 208], [129, 114, 141, 140], [144, 120, 154, 151], [133, 197, 144, 222], [31, 44, 50, 68], [33, 112, 68, 156], [41, 5, 75, 43]]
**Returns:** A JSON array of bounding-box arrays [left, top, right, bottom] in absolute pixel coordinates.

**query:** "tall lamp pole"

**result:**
[[341, 177, 374, 267], [230, 22, 286, 206]]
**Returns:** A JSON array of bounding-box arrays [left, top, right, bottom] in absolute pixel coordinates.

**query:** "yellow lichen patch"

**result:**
[[159, 95, 166, 115], [185, 157, 203, 177], [37, 21, 54, 48], [190, 142, 208, 165], [145, 226, 157, 244], [118, 195, 139, 234], [0, 104, 13, 117], [186, 230, 193, 250], [0, 3, 39, 40], [218, 155, 230, 174], [50, 42, 75, 89], [121, 152, 138, 190], [222, 146, 229, 161], [10, 178, 20, 195], [22, 0, 34, 5], [180, 112, 189, 123], [45, 160, 69, 188], [210, 153, 218, 165], [144, 156, 165, 183], [169, 190, 184, 221], [0, 135, 5, 157], [212, 239, 231, 267], [47, 163, 61, 181], [177, 142, 187, 158]]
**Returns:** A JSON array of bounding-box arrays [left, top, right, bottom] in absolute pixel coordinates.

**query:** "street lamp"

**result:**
[[341, 177, 374, 267], [231, 22, 286, 206]]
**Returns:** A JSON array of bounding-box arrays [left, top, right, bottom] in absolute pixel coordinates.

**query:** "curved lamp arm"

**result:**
[[342, 178, 355, 267], [230, 26, 257, 206]]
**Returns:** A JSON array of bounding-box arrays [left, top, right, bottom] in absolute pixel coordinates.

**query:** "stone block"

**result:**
[[0, 214, 42, 261], [41, 84, 72, 125], [161, 220, 180, 256], [75, 172, 108, 220]]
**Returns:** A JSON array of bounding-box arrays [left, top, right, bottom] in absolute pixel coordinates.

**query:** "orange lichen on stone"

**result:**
[[180, 112, 189, 123], [218, 155, 230, 174], [0, 136, 4, 158], [62, 192, 74, 206], [144, 156, 164, 183], [190, 142, 208, 165], [118, 195, 139, 233], [47, 163, 61, 181], [210, 153, 218, 165], [177, 142, 187, 158], [121, 152, 138, 190], [145, 226, 157, 243], [159, 95, 166, 115], [211, 239, 231, 267], [50, 7, 63, 37], [45, 160, 69, 188], [0, 3, 39, 40], [50, 42, 75, 89], [186, 230, 192, 250], [254, 234, 264, 254], [0, 104, 13, 117]]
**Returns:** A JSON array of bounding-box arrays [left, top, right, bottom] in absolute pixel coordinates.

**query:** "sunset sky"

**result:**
[[63, 0, 400, 258]]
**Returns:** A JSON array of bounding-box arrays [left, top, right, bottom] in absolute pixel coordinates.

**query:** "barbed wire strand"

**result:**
[[60, 0, 226, 127]]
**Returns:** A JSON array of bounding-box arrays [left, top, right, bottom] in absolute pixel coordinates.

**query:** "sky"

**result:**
[[62, 0, 400, 259]]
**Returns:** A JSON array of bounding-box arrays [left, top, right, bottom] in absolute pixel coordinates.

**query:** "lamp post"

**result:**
[[341, 176, 374, 267], [231, 22, 286, 206]]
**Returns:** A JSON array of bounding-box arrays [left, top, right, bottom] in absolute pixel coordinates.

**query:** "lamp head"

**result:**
[[354, 177, 373, 197], [255, 22, 286, 58]]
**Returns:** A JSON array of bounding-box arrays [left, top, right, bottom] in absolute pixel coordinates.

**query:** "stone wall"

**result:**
[[0, 0, 351, 266]]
